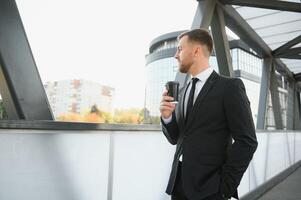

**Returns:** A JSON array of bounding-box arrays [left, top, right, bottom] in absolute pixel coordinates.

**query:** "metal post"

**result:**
[[211, 4, 234, 77], [175, 0, 217, 89], [269, 62, 284, 129], [293, 90, 301, 130], [0, 0, 53, 120], [286, 80, 295, 130], [257, 58, 272, 129], [191, 0, 217, 29]]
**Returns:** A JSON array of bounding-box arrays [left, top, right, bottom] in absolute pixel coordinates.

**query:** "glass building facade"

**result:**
[[144, 31, 289, 129], [145, 57, 178, 117]]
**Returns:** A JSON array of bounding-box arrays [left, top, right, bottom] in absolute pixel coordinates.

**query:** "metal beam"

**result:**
[[211, 5, 234, 77], [270, 61, 284, 129], [277, 54, 301, 59], [0, 63, 20, 119], [0, 0, 53, 120], [294, 91, 301, 130], [229, 40, 261, 58], [273, 59, 295, 80], [295, 73, 301, 82], [273, 35, 301, 56], [221, 4, 271, 58], [176, 0, 217, 91], [191, 0, 217, 29], [257, 58, 272, 130], [220, 0, 301, 13], [220, 4, 294, 80], [287, 81, 295, 130], [297, 83, 301, 92], [276, 47, 301, 57]]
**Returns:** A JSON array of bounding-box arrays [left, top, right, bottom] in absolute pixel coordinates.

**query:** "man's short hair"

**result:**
[[178, 28, 213, 56]]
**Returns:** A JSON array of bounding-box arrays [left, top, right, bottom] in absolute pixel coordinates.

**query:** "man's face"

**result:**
[[174, 35, 195, 74]]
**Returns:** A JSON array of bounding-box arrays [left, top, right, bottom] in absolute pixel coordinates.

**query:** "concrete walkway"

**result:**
[[258, 166, 301, 200]]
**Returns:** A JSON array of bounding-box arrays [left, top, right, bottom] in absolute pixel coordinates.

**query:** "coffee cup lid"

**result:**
[[166, 81, 179, 85]]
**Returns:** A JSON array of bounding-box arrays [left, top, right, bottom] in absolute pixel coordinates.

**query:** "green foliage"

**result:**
[[143, 116, 160, 124], [90, 104, 113, 123], [59, 105, 159, 125], [142, 108, 160, 124], [0, 100, 8, 119], [113, 108, 144, 124]]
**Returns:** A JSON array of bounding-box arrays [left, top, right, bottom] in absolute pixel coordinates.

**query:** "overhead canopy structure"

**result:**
[[219, 0, 301, 84], [188, 0, 301, 130]]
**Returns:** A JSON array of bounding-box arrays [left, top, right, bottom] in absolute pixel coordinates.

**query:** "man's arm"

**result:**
[[161, 112, 179, 145], [220, 78, 258, 198]]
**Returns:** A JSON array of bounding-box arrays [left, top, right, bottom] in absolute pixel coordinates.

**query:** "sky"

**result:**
[[15, 0, 198, 109]]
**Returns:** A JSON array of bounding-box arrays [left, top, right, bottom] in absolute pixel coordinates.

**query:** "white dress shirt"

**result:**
[[162, 66, 214, 124]]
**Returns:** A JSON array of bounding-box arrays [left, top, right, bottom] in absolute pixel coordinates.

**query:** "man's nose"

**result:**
[[174, 52, 178, 59]]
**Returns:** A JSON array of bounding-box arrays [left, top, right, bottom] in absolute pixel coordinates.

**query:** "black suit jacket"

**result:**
[[161, 71, 258, 200]]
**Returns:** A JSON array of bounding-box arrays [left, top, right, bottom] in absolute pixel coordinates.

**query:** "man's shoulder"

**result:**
[[217, 75, 245, 94], [218, 74, 243, 85]]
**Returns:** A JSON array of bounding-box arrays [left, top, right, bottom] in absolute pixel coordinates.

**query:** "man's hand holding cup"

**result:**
[[160, 81, 179, 119]]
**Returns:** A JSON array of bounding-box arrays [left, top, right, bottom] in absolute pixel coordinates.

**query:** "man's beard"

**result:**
[[179, 61, 192, 74]]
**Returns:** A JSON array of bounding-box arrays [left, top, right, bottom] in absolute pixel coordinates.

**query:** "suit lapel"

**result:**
[[184, 71, 220, 129]]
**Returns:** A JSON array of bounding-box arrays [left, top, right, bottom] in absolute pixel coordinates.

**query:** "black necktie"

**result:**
[[185, 78, 199, 124]]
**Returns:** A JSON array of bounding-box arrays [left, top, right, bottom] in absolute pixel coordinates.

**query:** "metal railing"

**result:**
[[0, 121, 300, 200]]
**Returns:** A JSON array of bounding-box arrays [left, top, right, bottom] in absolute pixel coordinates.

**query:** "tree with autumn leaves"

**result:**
[[0, 99, 8, 119], [57, 104, 148, 124], [0, 101, 159, 124]]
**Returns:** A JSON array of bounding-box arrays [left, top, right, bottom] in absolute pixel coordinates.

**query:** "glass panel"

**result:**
[[247, 12, 301, 29]]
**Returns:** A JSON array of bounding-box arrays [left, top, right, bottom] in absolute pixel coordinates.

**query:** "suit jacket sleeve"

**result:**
[[220, 78, 258, 198], [161, 112, 179, 145]]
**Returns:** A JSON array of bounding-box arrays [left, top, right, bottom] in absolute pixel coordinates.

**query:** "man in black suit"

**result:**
[[160, 29, 258, 200]]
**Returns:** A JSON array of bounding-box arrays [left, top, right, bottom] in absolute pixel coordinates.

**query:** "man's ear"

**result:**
[[194, 45, 202, 57]]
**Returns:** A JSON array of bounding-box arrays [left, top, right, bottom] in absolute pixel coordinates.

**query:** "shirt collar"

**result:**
[[188, 66, 214, 83]]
